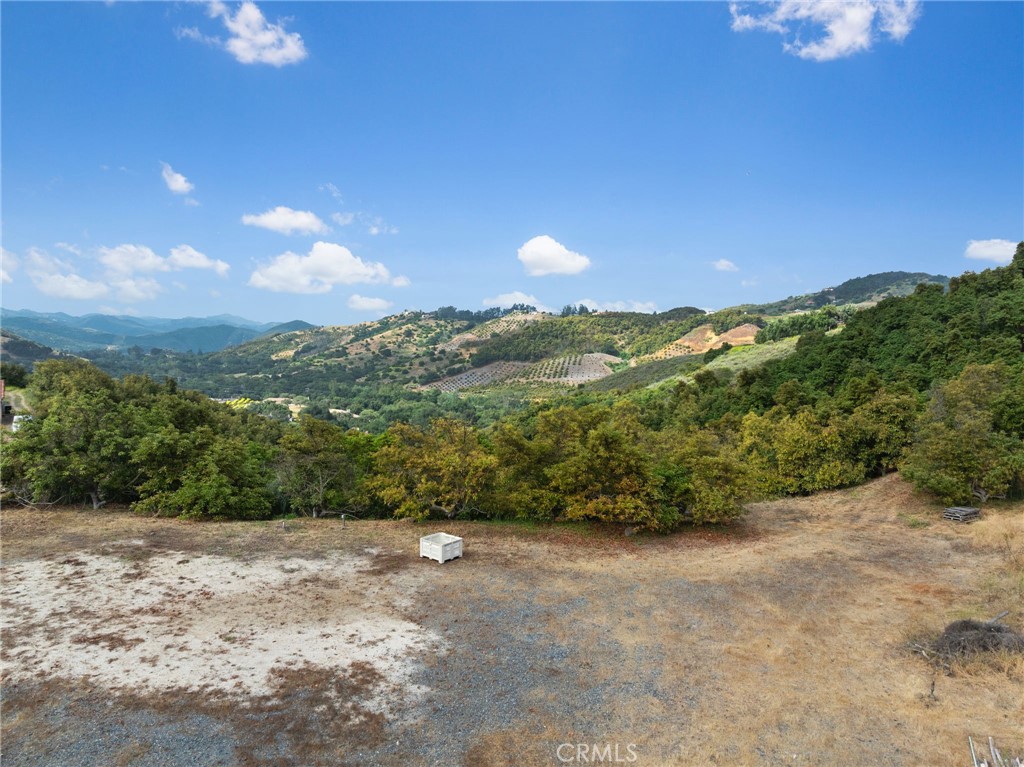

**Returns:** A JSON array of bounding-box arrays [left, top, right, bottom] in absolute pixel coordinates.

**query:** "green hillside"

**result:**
[[0, 331, 68, 366], [738, 270, 949, 315], [5, 249, 1021, 531], [4, 268, 975, 434]]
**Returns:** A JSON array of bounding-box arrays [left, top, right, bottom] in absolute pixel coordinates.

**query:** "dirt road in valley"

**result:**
[[2, 475, 1021, 765]]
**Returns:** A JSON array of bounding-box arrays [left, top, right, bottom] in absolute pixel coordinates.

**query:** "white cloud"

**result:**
[[482, 291, 554, 314], [168, 245, 230, 277], [175, 26, 220, 46], [99, 244, 169, 276], [111, 277, 163, 303], [20, 244, 225, 304], [576, 298, 658, 314], [248, 241, 392, 294], [729, 0, 921, 61], [347, 294, 393, 312], [55, 242, 83, 256], [1, 248, 18, 284], [25, 249, 109, 300], [205, 1, 307, 67], [320, 182, 344, 202], [33, 273, 110, 300], [964, 239, 1016, 264], [712, 258, 740, 272], [184, 198, 201, 207], [100, 243, 228, 279], [391, 275, 411, 288], [333, 211, 397, 235], [160, 162, 194, 195], [366, 215, 398, 236], [242, 206, 329, 236], [517, 235, 591, 277]]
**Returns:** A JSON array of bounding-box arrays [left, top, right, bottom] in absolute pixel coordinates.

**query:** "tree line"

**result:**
[[3, 245, 1022, 526]]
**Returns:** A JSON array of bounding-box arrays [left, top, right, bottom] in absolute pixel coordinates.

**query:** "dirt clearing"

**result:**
[[2, 475, 1022, 765]]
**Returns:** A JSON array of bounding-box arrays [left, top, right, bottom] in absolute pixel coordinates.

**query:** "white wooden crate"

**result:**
[[419, 532, 463, 563]]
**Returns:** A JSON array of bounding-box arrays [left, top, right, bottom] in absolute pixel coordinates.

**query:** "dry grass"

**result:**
[[3, 475, 1023, 765]]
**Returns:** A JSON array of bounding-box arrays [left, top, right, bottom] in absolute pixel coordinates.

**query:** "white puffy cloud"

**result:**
[[248, 241, 392, 294], [19, 244, 226, 303], [964, 239, 1016, 264], [33, 273, 110, 300], [99, 244, 169, 276], [729, 0, 921, 61], [576, 298, 658, 314], [391, 275, 411, 288], [1, 248, 18, 283], [99, 243, 228, 279], [482, 291, 554, 314], [169, 245, 230, 277], [160, 162, 194, 194], [331, 211, 355, 226], [111, 277, 163, 303], [347, 294, 393, 312], [206, 1, 307, 66], [712, 258, 740, 272], [242, 206, 329, 235], [25, 249, 109, 300], [517, 235, 591, 277]]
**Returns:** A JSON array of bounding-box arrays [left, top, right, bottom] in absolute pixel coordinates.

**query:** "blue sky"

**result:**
[[2, 1, 1021, 325]]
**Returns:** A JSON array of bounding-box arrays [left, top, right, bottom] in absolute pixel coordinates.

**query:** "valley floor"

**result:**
[[2, 476, 1022, 766]]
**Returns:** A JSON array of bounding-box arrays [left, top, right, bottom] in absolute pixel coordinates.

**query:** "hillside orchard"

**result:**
[[2, 247, 1023, 527]]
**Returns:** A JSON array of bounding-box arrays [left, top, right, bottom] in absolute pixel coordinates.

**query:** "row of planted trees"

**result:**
[[4, 354, 1022, 529]]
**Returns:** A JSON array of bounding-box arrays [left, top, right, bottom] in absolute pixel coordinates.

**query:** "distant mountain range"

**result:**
[[0, 309, 313, 354]]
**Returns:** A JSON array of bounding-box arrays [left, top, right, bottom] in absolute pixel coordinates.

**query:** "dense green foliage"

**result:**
[[470, 307, 756, 364], [0, 361, 29, 388], [902, 363, 1024, 504], [586, 354, 704, 393], [0, 331, 64, 367], [471, 316, 621, 363], [3, 251, 1020, 528], [434, 304, 535, 324], [737, 271, 949, 315], [2, 361, 282, 517], [755, 305, 856, 343]]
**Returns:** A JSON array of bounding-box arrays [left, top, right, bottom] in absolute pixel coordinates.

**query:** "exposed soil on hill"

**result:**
[[2, 476, 1022, 766], [646, 322, 762, 360]]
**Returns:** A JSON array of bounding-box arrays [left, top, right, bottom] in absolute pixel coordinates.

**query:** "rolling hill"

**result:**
[[3, 269, 954, 429], [737, 270, 949, 315]]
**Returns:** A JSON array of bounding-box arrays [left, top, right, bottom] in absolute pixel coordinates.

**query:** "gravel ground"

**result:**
[[3, 476, 1022, 766]]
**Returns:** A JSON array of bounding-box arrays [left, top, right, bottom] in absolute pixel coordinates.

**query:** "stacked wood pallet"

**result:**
[[944, 506, 981, 523]]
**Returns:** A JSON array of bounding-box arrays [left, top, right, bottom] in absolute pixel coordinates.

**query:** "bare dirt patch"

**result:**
[[3, 475, 1022, 765]]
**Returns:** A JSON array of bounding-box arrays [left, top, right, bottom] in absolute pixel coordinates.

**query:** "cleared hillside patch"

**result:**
[[641, 322, 762, 361]]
